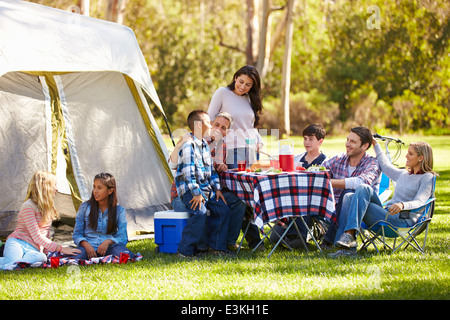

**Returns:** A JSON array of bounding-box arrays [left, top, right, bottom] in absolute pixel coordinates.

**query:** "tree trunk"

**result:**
[[281, 0, 295, 136], [77, 0, 90, 16], [246, 0, 260, 65], [105, 0, 128, 24], [256, 0, 271, 77]]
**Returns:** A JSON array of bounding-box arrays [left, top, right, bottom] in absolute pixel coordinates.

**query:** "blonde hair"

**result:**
[[25, 170, 59, 226], [409, 141, 435, 175]]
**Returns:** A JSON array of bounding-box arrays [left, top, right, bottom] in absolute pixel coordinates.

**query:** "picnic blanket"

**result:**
[[1, 251, 143, 271]]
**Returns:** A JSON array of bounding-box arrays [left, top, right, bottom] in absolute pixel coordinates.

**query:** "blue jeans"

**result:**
[[174, 191, 249, 248], [222, 191, 247, 246], [70, 243, 136, 260], [177, 190, 231, 255], [335, 184, 410, 244], [0, 238, 47, 269]]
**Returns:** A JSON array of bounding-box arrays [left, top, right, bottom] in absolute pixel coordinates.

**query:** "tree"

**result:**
[[281, 0, 295, 136]]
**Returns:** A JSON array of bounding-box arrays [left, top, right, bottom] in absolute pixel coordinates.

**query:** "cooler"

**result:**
[[154, 210, 190, 253]]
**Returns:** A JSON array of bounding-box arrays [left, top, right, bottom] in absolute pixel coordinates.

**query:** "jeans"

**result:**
[[269, 216, 312, 245], [171, 196, 187, 212], [323, 189, 355, 245], [222, 191, 247, 246], [177, 190, 231, 255], [70, 243, 136, 260], [0, 238, 47, 268], [334, 184, 410, 244]]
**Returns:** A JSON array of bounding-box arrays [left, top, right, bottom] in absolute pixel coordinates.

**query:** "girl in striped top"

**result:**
[[0, 171, 81, 269]]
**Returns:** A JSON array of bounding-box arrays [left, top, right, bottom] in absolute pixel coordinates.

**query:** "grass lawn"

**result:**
[[1, 135, 449, 302]]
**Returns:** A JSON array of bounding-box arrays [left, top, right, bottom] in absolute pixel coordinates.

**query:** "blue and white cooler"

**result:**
[[154, 210, 190, 253]]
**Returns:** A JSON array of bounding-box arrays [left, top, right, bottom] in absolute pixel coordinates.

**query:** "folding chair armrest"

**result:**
[[409, 198, 436, 213]]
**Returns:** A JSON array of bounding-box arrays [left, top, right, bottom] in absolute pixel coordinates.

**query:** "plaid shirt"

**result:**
[[175, 134, 221, 199], [171, 137, 227, 201], [322, 152, 381, 203]]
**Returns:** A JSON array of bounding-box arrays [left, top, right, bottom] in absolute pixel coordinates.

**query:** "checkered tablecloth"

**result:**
[[220, 170, 336, 229]]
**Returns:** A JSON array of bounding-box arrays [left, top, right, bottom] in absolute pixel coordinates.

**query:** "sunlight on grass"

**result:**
[[1, 135, 449, 300]]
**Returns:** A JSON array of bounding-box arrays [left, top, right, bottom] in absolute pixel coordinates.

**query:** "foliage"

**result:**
[[321, 0, 450, 133], [24, 0, 450, 135]]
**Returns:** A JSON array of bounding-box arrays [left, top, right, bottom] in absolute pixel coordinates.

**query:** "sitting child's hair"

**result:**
[[187, 110, 209, 131], [303, 123, 326, 140]]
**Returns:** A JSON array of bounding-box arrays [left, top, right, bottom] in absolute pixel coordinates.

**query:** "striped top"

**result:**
[[7, 199, 61, 253]]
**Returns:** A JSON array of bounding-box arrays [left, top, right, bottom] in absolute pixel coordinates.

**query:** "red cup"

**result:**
[[50, 256, 60, 269], [270, 159, 280, 169], [237, 161, 246, 171], [119, 252, 129, 264]]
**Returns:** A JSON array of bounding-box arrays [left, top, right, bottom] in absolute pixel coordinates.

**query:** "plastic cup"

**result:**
[[119, 252, 129, 264], [237, 161, 246, 171], [270, 159, 280, 169], [50, 256, 60, 269]]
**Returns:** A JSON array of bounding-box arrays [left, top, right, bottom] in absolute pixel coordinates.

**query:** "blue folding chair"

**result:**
[[377, 173, 392, 203], [359, 176, 437, 254]]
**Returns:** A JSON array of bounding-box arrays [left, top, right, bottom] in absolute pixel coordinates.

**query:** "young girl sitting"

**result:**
[[0, 171, 81, 269], [72, 173, 135, 260]]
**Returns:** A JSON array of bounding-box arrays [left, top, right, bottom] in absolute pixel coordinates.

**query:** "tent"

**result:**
[[0, 0, 173, 238]]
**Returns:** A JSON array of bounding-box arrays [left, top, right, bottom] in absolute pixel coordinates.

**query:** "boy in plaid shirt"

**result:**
[[174, 110, 231, 257]]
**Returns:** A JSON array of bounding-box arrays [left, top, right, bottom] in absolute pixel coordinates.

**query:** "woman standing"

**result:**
[[207, 65, 263, 169], [0, 171, 81, 269]]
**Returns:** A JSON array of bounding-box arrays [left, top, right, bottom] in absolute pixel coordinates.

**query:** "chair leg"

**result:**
[[236, 220, 251, 255]]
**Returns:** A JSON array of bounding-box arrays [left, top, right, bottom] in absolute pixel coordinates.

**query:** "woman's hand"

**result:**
[[372, 136, 378, 146], [388, 202, 404, 215], [97, 239, 114, 256], [60, 246, 82, 256], [81, 240, 97, 259], [215, 190, 227, 204]]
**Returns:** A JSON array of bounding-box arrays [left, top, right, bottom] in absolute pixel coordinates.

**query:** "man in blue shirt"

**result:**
[[175, 110, 231, 257]]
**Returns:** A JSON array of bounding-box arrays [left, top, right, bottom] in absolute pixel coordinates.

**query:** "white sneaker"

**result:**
[[336, 233, 357, 248]]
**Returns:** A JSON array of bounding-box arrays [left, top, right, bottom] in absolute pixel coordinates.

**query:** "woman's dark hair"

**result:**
[[88, 172, 118, 234], [227, 65, 263, 127]]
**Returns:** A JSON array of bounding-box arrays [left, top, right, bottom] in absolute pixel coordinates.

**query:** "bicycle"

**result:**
[[372, 133, 406, 203]]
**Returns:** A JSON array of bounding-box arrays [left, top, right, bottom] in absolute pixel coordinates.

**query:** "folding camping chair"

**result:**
[[377, 173, 392, 203], [359, 176, 437, 254]]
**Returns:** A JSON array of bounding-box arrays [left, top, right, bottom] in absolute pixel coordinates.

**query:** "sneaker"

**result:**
[[227, 243, 240, 251], [176, 251, 194, 259], [319, 241, 334, 251], [328, 249, 357, 259], [208, 248, 236, 257], [335, 233, 357, 248], [250, 242, 266, 252]]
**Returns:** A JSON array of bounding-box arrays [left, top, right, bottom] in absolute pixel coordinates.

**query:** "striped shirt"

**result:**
[[322, 152, 381, 203], [175, 134, 221, 199], [7, 199, 61, 253]]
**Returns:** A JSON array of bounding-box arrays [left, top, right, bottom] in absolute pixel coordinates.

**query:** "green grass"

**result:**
[[1, 135, 449, 300]]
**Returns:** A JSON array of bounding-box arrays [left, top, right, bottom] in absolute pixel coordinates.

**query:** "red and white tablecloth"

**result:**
[[220, 170, 336, 229]]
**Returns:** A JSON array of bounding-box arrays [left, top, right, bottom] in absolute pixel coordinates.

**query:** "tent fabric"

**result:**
[[0, 0, 166, 117], [0, 0, 173, 237]]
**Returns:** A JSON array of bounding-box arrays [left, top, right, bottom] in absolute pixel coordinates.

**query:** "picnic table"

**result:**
[[220, 169, 336, 256]]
